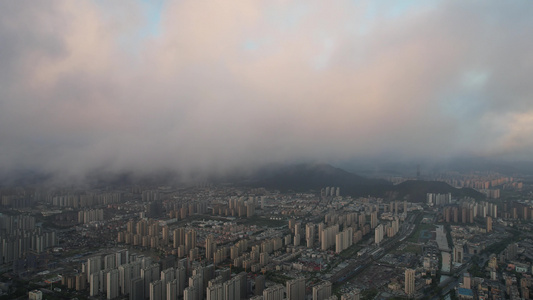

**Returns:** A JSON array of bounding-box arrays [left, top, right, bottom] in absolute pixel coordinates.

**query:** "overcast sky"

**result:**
[[1, 1, 533, 182]]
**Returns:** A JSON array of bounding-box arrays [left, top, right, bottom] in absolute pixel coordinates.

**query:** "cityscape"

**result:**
[[2, 164, 533, 300], [2, 1, 533, 300]]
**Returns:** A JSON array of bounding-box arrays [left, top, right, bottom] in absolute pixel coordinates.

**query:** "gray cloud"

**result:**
[[1, 1, 533, 183]]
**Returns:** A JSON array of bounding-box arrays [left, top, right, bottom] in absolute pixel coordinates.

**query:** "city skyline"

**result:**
[[1, 1, 533, 184]]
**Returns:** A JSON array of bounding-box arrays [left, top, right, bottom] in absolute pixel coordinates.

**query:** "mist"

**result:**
[[1, 1, 533, 185]]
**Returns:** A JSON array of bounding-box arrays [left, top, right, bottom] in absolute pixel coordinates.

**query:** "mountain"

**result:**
[[246, 163, 393, 196], [392, 180, 485, 202], [0, 163, 487, 202], [246, 163, 485, 201]]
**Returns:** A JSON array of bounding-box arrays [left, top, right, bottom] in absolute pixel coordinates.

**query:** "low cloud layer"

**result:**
[[1, 1, 533, 182]]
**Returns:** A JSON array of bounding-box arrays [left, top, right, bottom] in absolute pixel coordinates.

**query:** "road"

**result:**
[[431, 261, 472, 300], [330, 212, 420, 285]]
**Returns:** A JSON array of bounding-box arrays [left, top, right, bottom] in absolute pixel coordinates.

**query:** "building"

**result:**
[[463, 273, 471, 289], [374, 224, 384, 245], [189, 273, 204, 300], [149, 280, 162, 300], [185, 229, 197, 253], [184, 286, 198, 300], [175, 266, 186, 296], [223, 277, 241, 300], [306, 223, 315, 248], [486, 216, 493, 232], [370, 212, 378, 229], [207, 283, 224, 300], [313, 281, 332, 300], [142, 263, 160, 299], [206, 235, 216, 261], [160, 267, 175, 300], [263, 284, 284, 300], [166, 279, 178, 300], [453, 245, 464, 264], [29, 290, 43, 300], [118, 263, 131, 296], [89, 273, 100, 297], [255, 275, 265, 296], [287, 278, 305, 300], [340, 290, 360, 300], [87, 256, 103, 282], [130, 277, 144, 300], [405, 268, 415, 296], [260, 252, 269, 266], [107, 269, 119, 300], [320, 225, 339, 251]]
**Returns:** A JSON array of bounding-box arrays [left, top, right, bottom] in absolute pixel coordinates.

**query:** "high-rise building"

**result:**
[[306, 223, 315, 248], [223, 277, 241, 300], [246, 201, 255, 218], [320, 225, 339, 251], [118, 263, 131, 296], [185, 230, 197, 253], [150, 280, 162, 300], [370, 212, 378, 229], [207, 283, 224, 300], [374, 224, 384, 245], [87, 256, 103, 282], [189, 274, 203, 300], [142, 263, 160, 299], [312, 281, 332, 300], [287, 278, 305, 300], [336, 228, 353, 253], [263, 284, 284, 300], [166, 279, 178, 300], [486, 216, 493, 232], [104, 253, 117, 269], [358, 215, 366, 229], [260, 252, 269, 266], [255, 275, 265, 296], [160, 268, 175, 300], [106, 269, 119, 300], [175, 266, 186, 296], [206, 235, 216, 261], [184, 286, 197, 300], [75, 273, 87, 291], [115, 249, 128, 266], [89, 273, 100, 297], [162, 226, 170, 246], [294, 233, 301, 246], [174, 228, 185, 249], [237, 272, 248, 299], [404, 268, 415, 296], [130, 277, 144, 300]]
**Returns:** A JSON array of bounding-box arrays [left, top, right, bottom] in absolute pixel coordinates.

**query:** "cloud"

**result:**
[[1, 0, 533, 182]]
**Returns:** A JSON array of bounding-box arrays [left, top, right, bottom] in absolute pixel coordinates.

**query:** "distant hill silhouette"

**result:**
[[0, 163, 486, 202], [247, 163, 392, 196], [392, 180, 484, 202], [248, 164, 485, 201]]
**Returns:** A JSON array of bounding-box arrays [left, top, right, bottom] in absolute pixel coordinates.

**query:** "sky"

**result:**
[[1, 1, 533, 183]]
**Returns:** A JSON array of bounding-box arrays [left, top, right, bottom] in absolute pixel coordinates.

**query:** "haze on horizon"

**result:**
[[1, 1, 533, 183]]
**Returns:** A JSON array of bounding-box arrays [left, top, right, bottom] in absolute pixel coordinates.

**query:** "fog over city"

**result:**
[[1, 1, 533, 183]]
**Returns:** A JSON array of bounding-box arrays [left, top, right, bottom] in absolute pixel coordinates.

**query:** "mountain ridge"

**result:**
[[245, 163, 485, 201]]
